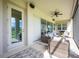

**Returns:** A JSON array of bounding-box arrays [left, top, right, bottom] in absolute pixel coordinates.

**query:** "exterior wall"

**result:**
[[27, 2, 57, 45], [0, 0, 28, 57], [67, 19, 73, 37], [0, 0, 50, 57], [27, 4, 41, 45], [73, 6, 79, 49], [67, 19, 79, 55], [2, 0, 8, 54], [0, 0, 3, 56]]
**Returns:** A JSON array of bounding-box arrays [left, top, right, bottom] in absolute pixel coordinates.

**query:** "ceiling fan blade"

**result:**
[[56, 14, 58, 17]]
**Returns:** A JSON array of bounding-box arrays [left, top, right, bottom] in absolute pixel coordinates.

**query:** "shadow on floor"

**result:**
[[50, 37, 63, 55]]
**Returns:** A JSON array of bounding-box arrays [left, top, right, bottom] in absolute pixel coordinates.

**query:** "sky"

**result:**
[[11, 17, 22, 28]]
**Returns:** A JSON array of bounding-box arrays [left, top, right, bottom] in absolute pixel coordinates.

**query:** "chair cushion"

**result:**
[[40, 35, 51, 44]]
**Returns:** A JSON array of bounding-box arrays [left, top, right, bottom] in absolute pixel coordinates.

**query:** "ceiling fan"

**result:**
[[51, 9, 63, 17]]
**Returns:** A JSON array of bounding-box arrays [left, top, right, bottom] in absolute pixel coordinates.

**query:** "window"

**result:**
[[41, 19, 47, 34], [41, 19, 53, 35], [47, 22, 52, 32], [57, 24, 61, 30], [62, 24, 67, 30], [11, 8, 22, 44], [53, 24, 55, 30]]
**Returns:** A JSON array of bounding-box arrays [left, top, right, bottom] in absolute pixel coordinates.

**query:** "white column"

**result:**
[[2, 0, 8, 54], [0, 0, 3, 56]]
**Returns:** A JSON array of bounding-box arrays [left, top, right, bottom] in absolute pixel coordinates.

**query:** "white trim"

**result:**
[[8, 3, 25, 50]]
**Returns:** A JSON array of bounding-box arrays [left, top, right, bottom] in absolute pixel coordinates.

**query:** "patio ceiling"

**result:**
[[26, 0, 77, 21]]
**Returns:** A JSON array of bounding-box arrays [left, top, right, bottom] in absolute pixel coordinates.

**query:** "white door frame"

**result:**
[[8, 3, 25, 49]]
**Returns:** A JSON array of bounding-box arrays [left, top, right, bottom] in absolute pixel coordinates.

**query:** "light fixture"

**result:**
[[52, 19, 55, 24], [52, 19, 55, 21]]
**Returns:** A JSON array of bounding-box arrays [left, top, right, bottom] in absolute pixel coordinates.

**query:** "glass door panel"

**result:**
[[11, 8, 22, 44]]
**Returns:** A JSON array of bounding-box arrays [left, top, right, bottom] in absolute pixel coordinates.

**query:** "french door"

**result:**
[[8, 4, 24, 48]]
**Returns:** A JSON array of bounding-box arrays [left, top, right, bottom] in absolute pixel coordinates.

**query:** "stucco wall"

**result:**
[[0, 0, 3, 56], [2, 0, 9, 54], [73, 6, 79, 48], [67, 19, 79, 55], [0, 0, 52, 56], [27, 3, 41, 45], [0, 0, 27, 57]]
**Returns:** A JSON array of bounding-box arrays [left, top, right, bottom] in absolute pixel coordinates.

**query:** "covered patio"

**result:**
[[0, 0, 79, 58]]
